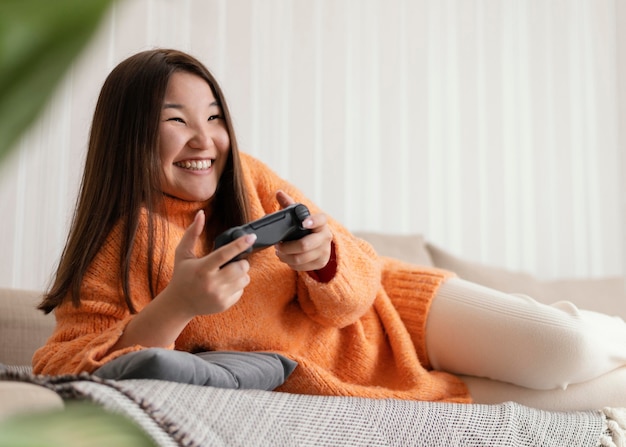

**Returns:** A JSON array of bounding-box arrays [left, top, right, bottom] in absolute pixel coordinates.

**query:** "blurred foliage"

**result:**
[[0, 402, 157, 447], [0, 0, 114, 164], [0, 0, 153, 443]]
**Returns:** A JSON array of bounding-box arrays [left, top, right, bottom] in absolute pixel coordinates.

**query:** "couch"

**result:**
[[2, 233, 626, 446]]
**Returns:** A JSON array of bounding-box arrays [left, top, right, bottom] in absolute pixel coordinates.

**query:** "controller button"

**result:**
[[294, 204, 310, 222], [232, 228, 247, 239]]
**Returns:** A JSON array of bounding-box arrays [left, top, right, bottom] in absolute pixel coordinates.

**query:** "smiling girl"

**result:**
[[33, 49, 626, 409]]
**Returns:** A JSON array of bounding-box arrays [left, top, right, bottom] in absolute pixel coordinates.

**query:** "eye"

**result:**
[[208, 115, 223, 121], [167, 117, 186, 124]]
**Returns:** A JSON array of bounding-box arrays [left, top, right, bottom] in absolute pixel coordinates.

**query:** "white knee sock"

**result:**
[[425, 277, 626, 390]]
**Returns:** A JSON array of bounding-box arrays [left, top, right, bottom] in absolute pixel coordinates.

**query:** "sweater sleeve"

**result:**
[[32, 297, 142, 375], [242, 154, 382, 328], [296, 226, 382, 328], [32, 215, 166, 375]]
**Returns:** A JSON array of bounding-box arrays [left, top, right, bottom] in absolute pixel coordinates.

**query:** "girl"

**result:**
[[33, 49, 626, 407]]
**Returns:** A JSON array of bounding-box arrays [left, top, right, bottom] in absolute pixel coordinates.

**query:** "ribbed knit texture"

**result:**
[[33, 153, 469, 403]]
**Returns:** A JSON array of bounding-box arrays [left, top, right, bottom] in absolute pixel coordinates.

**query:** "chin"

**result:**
[[187, 190, 216, 202]]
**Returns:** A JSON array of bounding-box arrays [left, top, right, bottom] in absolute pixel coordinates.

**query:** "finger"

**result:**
[[277, 228, 321, 255], [175, 210, 205, 261], [276, 190, 296, 208], [276, 223, 332, 266], [275, 247, 327, 272], [210, 233, 257, 268], [302, 212, 327, 231], [219, 259, 252, 287]]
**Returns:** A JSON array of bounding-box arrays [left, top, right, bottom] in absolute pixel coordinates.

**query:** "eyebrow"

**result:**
[[162, 101, 221, 109]]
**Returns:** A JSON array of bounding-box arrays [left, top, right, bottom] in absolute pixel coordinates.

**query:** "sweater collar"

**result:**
[[160, 194, 213, 228]]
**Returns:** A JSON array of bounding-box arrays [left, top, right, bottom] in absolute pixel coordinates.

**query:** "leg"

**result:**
[[425, 277, 626, 390], [461, 367, 626, 411]]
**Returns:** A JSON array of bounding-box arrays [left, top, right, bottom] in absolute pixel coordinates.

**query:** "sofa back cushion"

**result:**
[[353, 232, 434, 267], [427, 242, 626, 320], [0, 288, 54, 366]]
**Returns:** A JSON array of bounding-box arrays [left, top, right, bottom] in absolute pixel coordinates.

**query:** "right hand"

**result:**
[[164, 210, 257, 318]]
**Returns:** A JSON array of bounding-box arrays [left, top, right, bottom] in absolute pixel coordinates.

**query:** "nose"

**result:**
[[188, 126, 214, 150]]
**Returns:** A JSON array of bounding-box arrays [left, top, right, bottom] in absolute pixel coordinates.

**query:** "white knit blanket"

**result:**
[[3, 369, 626, 447]]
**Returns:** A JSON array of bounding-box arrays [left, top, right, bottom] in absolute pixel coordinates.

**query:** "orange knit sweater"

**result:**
[[33, 153, 470, 403]]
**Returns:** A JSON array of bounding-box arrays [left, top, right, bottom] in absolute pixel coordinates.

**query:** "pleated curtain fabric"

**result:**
[[0, 0, 622, 290]]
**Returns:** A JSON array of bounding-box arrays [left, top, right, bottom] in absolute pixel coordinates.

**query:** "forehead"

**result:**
[[164, 71, 217, 102]]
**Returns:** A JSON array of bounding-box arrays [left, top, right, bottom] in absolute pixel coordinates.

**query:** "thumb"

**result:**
[[276, 190, 296, 208], [175, 210, 205, 261]]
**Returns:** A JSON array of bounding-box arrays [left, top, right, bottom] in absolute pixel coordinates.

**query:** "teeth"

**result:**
[[175, 160, 212, 170]]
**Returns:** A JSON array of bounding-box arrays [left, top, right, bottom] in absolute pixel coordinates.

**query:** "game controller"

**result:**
[[214, 203, 312, 263]]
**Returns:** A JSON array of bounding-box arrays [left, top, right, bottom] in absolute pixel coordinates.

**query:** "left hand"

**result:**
[[274, 190, 333, 272]]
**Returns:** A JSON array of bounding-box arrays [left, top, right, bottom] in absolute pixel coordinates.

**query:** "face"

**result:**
[[158, 71, 230, 202]]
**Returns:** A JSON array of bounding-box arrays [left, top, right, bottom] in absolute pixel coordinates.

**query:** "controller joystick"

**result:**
[[294, 205, 309, 223]]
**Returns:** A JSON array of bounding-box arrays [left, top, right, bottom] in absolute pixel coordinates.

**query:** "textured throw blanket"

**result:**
[[2, 368, 626, 447]]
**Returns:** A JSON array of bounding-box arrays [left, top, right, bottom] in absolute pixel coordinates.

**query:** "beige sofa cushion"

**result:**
[[0, 288, 55, 366], [0, 381, 63, 420], [353, 232, 435, 266], [352, 233, 626, 320], [427, 243, 626, 321]]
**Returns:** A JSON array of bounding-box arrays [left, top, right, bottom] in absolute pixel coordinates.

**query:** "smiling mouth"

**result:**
[[174, 159, 212, 170]]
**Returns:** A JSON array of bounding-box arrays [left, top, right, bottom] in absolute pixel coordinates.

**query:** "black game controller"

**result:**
[[214, 203, 312, 263]]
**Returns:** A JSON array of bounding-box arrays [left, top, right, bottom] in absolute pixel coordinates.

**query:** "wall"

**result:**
[[0, 0, 623, 290]]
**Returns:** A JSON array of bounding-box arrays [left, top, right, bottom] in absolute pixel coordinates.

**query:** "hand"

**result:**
[[165, 210, 257, 317], [274, 190, 332, 272]]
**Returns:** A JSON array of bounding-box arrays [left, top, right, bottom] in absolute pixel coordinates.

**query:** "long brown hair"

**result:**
[[39, 49, 250, 314]]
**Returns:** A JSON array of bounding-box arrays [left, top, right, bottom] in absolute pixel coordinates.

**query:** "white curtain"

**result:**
[[0, 0, 623, 291]]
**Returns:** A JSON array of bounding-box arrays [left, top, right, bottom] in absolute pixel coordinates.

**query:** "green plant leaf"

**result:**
[[0, 0, 114, 164], [0, 402, 157, 447]]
